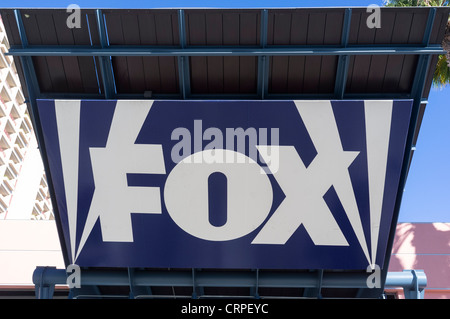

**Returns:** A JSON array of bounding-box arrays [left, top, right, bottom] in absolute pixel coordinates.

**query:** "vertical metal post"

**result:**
[[96, 9, 115, 99], [257, 9, 269, 99], [334, 8, 352, 99]]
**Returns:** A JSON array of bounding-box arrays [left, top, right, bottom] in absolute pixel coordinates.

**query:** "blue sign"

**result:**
[[37, 99, 412, 269]]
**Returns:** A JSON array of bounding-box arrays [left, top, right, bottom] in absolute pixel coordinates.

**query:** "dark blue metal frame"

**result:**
[[334, 8, 352, 99], [6, 7, 442, 299], [177, 9, 191, 100], [257, 9, 269, 99], [96, 9, 116, 99], [7, 45, 445, 57], [32, 267, 427, 299]]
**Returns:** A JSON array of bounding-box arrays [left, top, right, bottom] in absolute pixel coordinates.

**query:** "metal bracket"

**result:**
[[191, 268, 204, 299], [317, 269, 324, 299], [34, 266, 56, 299], [128, 268, 152, 299], [249, 269, 260, 298], [404, 269, 426, 299], [385, 269, 427, 299], [95, 9, 116, 99]]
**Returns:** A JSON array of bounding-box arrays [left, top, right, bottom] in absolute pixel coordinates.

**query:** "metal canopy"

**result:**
[[0, 6, 448, 299]]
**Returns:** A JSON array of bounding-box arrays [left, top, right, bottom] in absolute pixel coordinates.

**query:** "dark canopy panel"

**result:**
[[0, 6, 448, 299], [1, 7, 448, 99]]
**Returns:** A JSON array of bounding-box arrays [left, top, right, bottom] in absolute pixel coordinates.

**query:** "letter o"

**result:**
[[164, 149, 273, 241]]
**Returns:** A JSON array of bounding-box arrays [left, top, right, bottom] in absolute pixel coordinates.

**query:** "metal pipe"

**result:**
[[385, 270, 427, 299], [385, 271, 425, 288]]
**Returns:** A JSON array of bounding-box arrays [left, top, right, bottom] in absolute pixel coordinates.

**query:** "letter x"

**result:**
[[254, 101, 370, 265]]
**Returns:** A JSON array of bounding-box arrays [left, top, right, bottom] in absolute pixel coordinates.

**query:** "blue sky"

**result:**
[[398, 87, 450, 222], [1, 0, 449, 222]]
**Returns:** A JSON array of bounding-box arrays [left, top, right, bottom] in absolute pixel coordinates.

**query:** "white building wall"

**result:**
[[0, 15, 52, 221], [0, 220, 64, 287], [6, 139, 44, 219], [0, 14, 60, 293]]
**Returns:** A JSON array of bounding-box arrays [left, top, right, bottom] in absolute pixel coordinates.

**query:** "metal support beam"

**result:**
[[334, 8, 352, 99], [316, 269, 324, 298], [249, 269, 260, 298], [177, 9, 191, 99], [96, 9, 116, 99], [257, 9, 269, 99], [13, 10, 40, 101], [32, 267, 370, 289], [6, 45, 445, 58], [128, 268, 152, 299], [32, 267, 428, 299], [191, 269, 205, 299], [33, 91, 413, 101], [302, 269, 324, 298], [422, 8, 437, 47]]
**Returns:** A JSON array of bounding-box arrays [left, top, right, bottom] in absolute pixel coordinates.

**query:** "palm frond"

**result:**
[[433, 55, 450, 88]]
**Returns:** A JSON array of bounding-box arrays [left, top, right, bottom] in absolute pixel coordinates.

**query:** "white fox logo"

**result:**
[[54, 100, 393, 268]]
